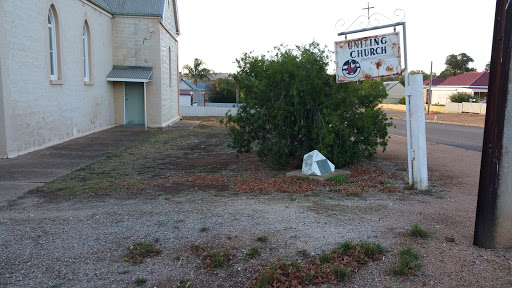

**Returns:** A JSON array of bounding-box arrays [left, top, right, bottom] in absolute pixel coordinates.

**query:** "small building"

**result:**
[[383, 81, 405, 104], [423, 72, 489, 104], [0, 0, 181, 158], [179, 78, 206, 106]]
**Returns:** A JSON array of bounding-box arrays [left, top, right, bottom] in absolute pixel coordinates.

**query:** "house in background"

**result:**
[[423, 72, 489, 104], [179, 78, 206, 106], [382, 81, 405, 104], [0, 0, 180, 158]]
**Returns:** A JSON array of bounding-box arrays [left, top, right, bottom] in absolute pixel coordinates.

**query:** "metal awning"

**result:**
[[106, 66, 152, 82]]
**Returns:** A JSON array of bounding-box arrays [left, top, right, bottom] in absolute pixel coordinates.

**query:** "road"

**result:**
[[388, 119, 484, 152]]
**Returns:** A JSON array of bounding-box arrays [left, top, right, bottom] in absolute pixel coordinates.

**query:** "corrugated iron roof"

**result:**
[[383, 81, 403, 91], [88, 0, 165, 17], [439, 72, 488, 87], [106, 66, 153, 82], [423, 72, 489, 88], [180, 78, 199, 90], [423, 78, 446, 86]]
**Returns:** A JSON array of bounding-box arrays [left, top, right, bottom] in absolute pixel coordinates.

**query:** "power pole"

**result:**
[[474, 0, 512, 249]]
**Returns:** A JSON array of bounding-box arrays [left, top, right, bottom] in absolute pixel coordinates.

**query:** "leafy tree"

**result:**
[[222, 42, 392, 168], [182, 58, 212, 86], [208, 78, 237, 103], [484, 61, 490, 72], [439, 53, 476, 78]]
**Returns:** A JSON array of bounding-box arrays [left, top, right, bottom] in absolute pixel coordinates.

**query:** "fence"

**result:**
[[180, 105, 238, 117]]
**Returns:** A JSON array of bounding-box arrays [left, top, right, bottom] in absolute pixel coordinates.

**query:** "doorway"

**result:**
[[124, 82, 145, 126]]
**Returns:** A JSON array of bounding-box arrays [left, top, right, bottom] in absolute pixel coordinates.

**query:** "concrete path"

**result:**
[[0, 121, 199, 203]]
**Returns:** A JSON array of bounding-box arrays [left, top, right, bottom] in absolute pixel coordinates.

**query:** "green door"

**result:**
[[125, 82, 145, 125]]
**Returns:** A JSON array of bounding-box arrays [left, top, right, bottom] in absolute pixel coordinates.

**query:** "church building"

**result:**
[[0, 0, 180, 158]]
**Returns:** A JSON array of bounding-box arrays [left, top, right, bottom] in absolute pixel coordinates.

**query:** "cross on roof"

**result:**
[[363, 2, 374, 19]]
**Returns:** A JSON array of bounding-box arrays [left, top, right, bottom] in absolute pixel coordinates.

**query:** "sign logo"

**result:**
[[342, 59, 361, 78]]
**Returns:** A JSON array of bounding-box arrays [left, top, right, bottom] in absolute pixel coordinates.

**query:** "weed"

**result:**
[[289, 195, 297, 201], [346, 192, 360, 197], [119, 269, 130, 274], [243, 246, 261, 260], [164, 196, 170, 200], [256, 235, 268, 243], [250, 241, 385, 287], [390, 246, 421, 276], [123, 242, 162, 264], [318, 250, 334, 263], [156, 192, 164, 196], [304, 192, 319, 197], [409, 223, 430, 239], [328, 174, 348, 184], [252, 263, 277, 288], [331, 265, 351, 281], [135, 277, 147, 286], [174, 255, 184, 262], [177, 278, 192, 288], [203, 250, 231, 269], [199, 227, 210, 233], [189, 243, 204, 253], [337, 240, 353, 253], [360, 242, 385, 259]]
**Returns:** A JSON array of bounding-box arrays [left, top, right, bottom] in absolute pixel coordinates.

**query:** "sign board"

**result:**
[[335, 32, 402, 83]]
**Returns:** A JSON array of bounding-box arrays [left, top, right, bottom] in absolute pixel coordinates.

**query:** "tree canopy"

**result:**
[[222, 42, 391, 168], [439, 53, 476, 78], [182, 58, 212, 86], [207, 78, 237, 103]]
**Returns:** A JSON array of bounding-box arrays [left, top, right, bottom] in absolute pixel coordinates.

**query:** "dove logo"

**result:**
[[342, 59, 361, 78]]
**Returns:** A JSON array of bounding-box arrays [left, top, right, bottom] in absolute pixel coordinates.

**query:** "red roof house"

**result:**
[[423, 72, 489, 104]]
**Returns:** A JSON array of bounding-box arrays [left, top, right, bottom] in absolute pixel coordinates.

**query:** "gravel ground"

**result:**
[[1, 119, 511, 288]]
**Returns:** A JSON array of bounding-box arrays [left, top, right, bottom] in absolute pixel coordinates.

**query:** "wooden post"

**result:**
[[409, 74, 428, 190], [474, 0, 512, 248]]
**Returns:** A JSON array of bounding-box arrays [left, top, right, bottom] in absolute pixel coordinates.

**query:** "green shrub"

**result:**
[[223, 42, 392, 168], [398, 96, 406, 105], [449, 92, 473, 103]]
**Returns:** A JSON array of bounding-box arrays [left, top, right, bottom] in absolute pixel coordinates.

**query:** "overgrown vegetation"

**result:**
[[250, 241, 384, 287], [123, 242, 162, 264], [390, 246, 421, 276], [222, 42, 392, 168], [408, 223, 430, 239], [449, 92, 475, 103]]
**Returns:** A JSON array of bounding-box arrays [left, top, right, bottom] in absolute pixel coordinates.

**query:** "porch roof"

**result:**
[[106, 66, 153, 82]]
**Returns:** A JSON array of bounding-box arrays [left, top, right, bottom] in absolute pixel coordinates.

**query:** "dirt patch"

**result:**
[[1, 119, 511, 288]]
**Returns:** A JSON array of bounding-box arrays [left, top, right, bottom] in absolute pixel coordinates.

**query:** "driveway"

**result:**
[[0, 127, 154, 203]]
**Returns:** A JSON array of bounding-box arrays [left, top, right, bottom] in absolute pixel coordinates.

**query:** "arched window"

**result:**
[[83, 22, 91, 82], [48, 7, 58, 79]]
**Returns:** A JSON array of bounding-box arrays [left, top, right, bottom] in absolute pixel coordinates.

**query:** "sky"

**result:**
[[177, 0, 496, 76]]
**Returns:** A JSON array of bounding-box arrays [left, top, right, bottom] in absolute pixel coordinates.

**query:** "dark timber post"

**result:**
[[474, 0, 512, 248]]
